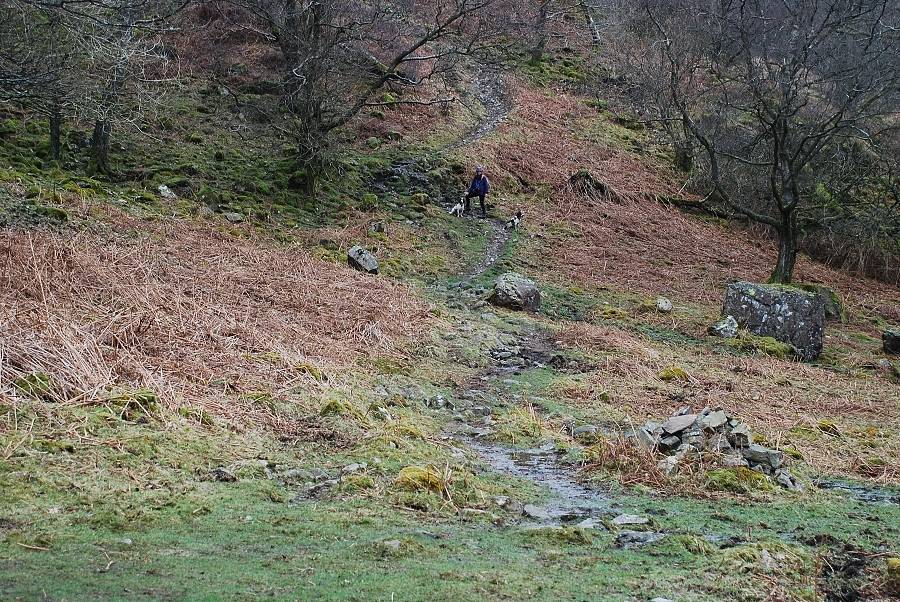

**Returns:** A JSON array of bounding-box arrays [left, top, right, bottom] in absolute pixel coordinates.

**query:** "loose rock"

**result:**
[[488, 272, 541, 312], [158, 184, 177, 200], [656, 297, 673, 313], [708, 315, 738, 338], [347, 245, 379, 274]]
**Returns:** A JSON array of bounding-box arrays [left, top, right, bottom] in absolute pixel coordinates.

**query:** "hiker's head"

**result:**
[[475, 165, 484, 176]]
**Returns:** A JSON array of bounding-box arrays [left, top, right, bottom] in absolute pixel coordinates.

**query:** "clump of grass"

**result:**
[[583, 434, 667, 488], [395, 465, 448, 496], [492, 403, 546, 445]]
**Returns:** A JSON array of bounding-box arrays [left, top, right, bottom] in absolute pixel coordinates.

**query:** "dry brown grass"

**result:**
[[475, 83, 900, 322], [0, 219, 429, 429], [558, 322, 900, 484]]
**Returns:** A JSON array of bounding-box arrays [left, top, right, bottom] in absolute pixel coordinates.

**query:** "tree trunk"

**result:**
[[49, 110, 62, 163], [530, 1, 550, 64], [770, 210, 798, 283], [579, 1, 602, 46], [674, 143, 693, 172], [91, 119, 112, 176]]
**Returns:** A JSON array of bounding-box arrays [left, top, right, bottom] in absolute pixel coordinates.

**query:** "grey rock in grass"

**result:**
[[708, 315, 739, 338], [223, 211, 244, 224], [612, 514, 650, 526], [722, 282, 825, 360], [615, 530, 666, 547], [347, 245, 379, 274], [488, 272, 541, 312], [656, 297, 673, 313], [158, 184, 177, 200]]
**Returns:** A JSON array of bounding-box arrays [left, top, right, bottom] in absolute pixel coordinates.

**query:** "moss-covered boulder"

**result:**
[[722, 282, 825, 361], [795, 284, 846, 322]]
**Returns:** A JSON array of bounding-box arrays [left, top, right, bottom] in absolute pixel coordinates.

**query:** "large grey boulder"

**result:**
[[884, 329, 900, 355], [722, 282, 825, 361], [347, 245, 379, 274], [488, 272, 541, 312]]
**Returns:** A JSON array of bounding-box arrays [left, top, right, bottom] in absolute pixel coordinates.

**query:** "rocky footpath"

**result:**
[[632, 406, 802, 490]]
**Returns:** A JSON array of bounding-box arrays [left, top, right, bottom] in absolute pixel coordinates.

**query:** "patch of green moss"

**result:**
[[12, 372, 54, 400], [705, 467, 775, 494], [320, 398, 365, 420], [106, 388, 158, 422], [340, 474, 376, 492], [658, 366, 689, 382], [725, 331, 795, 359]]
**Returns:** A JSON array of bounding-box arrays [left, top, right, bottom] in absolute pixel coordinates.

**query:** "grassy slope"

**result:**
[[1, 49, 899, 601]]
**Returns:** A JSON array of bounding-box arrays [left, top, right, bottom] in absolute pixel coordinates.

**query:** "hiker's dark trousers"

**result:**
[[464, 192, 485, 214]]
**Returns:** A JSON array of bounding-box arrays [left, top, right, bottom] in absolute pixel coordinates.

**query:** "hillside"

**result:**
[[2, 4, 899, 601]]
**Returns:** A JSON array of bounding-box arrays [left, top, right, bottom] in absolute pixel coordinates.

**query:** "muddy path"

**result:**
[[376, 67, 512, 212]]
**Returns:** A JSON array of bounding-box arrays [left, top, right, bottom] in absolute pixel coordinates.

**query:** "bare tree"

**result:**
[[640, 0, 900, 283], [226, 0, 499, 200], [0, 2, 81, 162]]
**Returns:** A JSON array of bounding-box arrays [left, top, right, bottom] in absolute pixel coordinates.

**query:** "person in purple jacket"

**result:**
[[464, 165, 490, 217]]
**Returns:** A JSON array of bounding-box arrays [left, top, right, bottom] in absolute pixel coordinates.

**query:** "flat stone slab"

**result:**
[[661, 414, 698, 435]]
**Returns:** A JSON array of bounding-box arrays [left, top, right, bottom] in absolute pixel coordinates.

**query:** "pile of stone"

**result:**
[[632, 406, 801, 491]]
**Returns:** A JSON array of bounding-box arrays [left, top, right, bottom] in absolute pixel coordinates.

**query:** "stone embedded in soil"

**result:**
[[347, 245, 379, 274], [722, 281, 825, 360], [523, 505, 552, 520], [209, 467, 237, 482], [575, 518, 606, 530], [775, 469, 803, 492], [223, 211, 244, 224], [615, 530, 666, 547], [158, 184, 177, 200], [612, 514, 650, 526], [573, 424, 599, 439], [661, 413, 699, 435]]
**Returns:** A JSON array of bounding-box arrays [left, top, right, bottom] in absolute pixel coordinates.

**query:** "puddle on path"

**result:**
[[815, 479, 900, 506], [465, 437, 612, 525]]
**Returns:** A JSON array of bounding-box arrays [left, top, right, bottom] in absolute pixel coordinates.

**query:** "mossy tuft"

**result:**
[[705, 467, 774, 494], [658, 366, 689, 382]]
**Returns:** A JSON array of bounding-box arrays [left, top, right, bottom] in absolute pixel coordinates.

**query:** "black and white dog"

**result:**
[[448, 196, 465, 218], [505, 209, 523, 230]]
